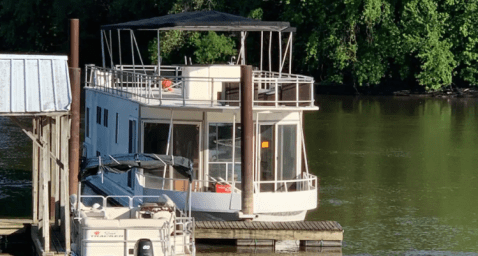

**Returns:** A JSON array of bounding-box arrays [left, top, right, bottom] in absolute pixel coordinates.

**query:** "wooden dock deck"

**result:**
[[0, 219, 32, 236], [195, 221, 343, 246], [1, 219, 343, 253]]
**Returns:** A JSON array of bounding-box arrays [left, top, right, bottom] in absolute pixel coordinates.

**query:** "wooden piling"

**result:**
[[68, 19, 80, 196], [240, 65, 254, 219]]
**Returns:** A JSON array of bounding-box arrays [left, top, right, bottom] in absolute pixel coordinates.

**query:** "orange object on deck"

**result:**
[[215, 183, 232, 193], [162, 79, 172, 89]]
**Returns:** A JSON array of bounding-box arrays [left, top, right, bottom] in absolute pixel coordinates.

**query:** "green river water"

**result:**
[[1, 95, 478, 255]]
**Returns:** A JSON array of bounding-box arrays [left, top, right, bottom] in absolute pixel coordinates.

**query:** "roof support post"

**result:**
[[268, 31, 272, 73], [260, 31, 263, 71], [279, 31, 282, 77], [130, 30, 135, 75], [240, 65, 254, 221], [157, 30, 161, 76], [241, 32, 246, 65], [118, 30, 122, 67], [32, 117, 39, 224], [290, 32, 293, 74], [101, 30, 106, 68]]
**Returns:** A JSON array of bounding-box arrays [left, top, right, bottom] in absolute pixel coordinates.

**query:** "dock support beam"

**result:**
[[240, 65, 254, 220], [69, 19, 80, 196]]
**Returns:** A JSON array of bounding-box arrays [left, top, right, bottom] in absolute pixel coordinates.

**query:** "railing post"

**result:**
[[182, 78, 185, 106], [310, 81, 314, 106], [275, 78, 278, 107], [296, 79, 299, 107], [210, 78, 214, 107]]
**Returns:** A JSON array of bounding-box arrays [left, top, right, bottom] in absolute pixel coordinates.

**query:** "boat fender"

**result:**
[[135, 239, 154, 256]]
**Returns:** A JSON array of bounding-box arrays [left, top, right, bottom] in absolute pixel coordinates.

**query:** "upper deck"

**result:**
[[85, 64, 317, 111]]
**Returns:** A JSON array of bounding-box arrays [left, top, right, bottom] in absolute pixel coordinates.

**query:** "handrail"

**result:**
[[253, 173, 317, 193], [85, 65, 315, 108], [143, 174, 316, 194]]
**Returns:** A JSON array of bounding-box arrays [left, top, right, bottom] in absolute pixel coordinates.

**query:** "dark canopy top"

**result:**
[[101, 11, 294, 32], [80, 153, 193, 181]]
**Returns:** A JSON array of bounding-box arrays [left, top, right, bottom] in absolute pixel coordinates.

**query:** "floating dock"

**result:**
[[2, 219, 343, 249], [195, 221, 343, 246]]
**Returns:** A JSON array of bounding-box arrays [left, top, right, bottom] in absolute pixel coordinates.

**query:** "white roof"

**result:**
[[0, 54, 72, 115]]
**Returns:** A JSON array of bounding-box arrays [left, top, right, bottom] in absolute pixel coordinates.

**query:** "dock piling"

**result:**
[[240, 65, 254, 220]]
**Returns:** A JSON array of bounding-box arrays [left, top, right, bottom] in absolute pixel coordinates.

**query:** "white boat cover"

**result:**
[[80, 153, 194, 181], [0, 54, 71, 115]]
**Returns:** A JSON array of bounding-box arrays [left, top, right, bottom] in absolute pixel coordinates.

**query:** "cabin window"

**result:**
[[143, 122, 200, 191], [259, 125, 275, 192], [96, 107, 101, 124], [86, 107, 90, 138], [128, 119, 137, 153], [208, 123, 241, 185], [104, 109, 108, 127], [128, 170, 134, 188], [115, 113, 119, 143], [96, 151, 101, 157], [277, 125, 297, 181]]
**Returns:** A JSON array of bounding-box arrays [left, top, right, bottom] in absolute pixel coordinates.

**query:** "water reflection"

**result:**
[[308, 96, 478, 255], [0, 117, 32, 218], [197, 243, 342, 255], [2, 96, 478, 255]]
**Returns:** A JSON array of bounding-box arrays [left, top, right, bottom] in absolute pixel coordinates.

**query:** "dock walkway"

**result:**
[[0, 219, 31, 236]]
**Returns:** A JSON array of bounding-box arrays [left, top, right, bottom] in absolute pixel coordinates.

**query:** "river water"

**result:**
[[1, 95, 478, 255]]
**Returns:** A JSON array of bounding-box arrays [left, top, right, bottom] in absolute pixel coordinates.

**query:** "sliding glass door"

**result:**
[[258, 123, 299, 192]]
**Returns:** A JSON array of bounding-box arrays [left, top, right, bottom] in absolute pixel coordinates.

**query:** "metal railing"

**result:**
[[143, 173, 316, 194], [85, 65, 315, 108], [253, 173, 317, 193]]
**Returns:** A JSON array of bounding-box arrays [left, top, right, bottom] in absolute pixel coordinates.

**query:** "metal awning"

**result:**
[[101, 10, 294, 32], [0, 54, 72, 115]]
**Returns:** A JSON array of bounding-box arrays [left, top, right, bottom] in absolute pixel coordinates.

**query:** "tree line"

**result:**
[[1, 0, 477, 91]]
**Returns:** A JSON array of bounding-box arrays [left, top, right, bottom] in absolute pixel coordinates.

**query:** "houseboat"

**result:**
[[83, 11, 319, 222]]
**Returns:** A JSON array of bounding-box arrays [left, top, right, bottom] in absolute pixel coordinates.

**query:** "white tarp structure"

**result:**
[[0, 54, 72, 115]]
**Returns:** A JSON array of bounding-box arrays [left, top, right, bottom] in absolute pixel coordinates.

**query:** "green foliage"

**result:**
[[190, 31, 237, 64], [284, 0, 478, 90], [2, 0, 478, 90]]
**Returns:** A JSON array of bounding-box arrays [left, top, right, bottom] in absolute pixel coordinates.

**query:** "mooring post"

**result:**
[[69, 19, 80, 196], [241, 65, 254, 221]]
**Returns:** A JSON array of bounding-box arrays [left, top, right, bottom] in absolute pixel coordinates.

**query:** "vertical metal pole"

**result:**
[[241, 32, 246, 65], [130, 30, 135, 74], [69, 19, 80, 197], [240, 65, 253, 220], [289, 32, 293, 74], [232, 114, 236, 189], [268, 31, 272, 73], [260, 31, 263, 71], [279, 31, 282, 77], [118, 30, 122, 67], [157, 29, 161, 76], [109, 30, 114, 68], [101, 30, 105, 68]]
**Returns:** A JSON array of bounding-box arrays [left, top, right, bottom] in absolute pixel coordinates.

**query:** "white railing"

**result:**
[[143, 173, 317, 194], [253, 173, 317, 193], [85, 65, 315, 108]]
